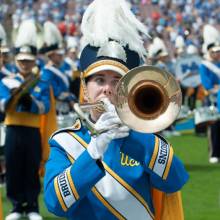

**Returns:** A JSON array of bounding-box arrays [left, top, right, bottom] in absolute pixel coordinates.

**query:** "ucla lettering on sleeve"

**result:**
[[54, 167, 77, 211], [153, 139, 173, 180]]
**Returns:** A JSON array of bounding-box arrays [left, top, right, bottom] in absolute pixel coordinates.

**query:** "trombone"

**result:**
[[74, 65, 182, 135]]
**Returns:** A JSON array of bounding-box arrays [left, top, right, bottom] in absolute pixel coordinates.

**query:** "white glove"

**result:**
[[87, 99, 129, 159]]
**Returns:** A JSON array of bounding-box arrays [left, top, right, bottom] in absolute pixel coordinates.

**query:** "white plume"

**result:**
[[147, 43, 155, 58], [203, 24, 220, 46], [175, 35, 185, 49], [153, 37, 167, 53], [35, 22, 44, 50], [81, 0, 150, 60], [43, 21, 63, 47], [0, 23, 7, 46], [148, 37, 168, 58], [66, 36, 78, 50], [15, 19, 37, 47]]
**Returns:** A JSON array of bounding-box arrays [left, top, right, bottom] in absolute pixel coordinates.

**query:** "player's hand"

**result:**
[[87, 98, 129, 159]]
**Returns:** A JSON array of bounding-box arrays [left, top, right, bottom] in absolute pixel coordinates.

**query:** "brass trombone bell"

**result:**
[[115, 65, 182, 133]]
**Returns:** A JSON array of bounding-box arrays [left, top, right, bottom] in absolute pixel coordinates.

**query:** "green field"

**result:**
[[1, 134, 220, 220]]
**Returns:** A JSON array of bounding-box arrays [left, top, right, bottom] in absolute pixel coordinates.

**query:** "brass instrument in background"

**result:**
[[74, 65, 182, 135], [6, 67, 40, 109]]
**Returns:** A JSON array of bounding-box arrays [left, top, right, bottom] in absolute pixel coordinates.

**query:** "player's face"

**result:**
[[210, 50, 220, 61], [16, 59, 35, 76], [86, 70, 121, 104], [86, 70, 121, 121], [49, 52, 63, 67]]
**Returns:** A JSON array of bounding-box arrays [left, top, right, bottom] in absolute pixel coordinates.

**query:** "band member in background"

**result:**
[[199, 24, 220, 164], [40, 21, 77, 115], [44, 1, 189, 219], [0, 20, 50, 220], [148, 37, 174, 75]]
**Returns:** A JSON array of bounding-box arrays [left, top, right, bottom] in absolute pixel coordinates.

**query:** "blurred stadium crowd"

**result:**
[[0, 0, 219, 56]]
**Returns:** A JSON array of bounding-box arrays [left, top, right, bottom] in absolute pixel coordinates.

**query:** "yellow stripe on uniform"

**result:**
[[92, 187, 126, 220], [68, 131, 88, 147], [67, 153, 74, 163], [66, 168, 80, 200], [149, 136, 159, 169], [66, 149, 126, 220], [103, 163, 154, 219], [162, 146, 174, 180], [54, 177, 67, 211]]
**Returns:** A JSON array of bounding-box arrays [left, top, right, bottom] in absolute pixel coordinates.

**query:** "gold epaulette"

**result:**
[[51, 118, 82, 139]]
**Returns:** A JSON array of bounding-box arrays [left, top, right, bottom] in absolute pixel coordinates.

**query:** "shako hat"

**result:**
[[148, 37, 168, 59], [14, 19, 37, 61], [40, 21, 64, 55], [79, 0, 150, 78], [203, 24, 220, 54]]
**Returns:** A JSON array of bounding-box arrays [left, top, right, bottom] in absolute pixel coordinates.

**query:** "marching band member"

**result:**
[[40, 21, 77, 115], [0, 20, 50, 220], [44, 0, 189, 219], [174, 35, 202, 111], [199, 24, 220, 164], [148, 37, 174, 74]]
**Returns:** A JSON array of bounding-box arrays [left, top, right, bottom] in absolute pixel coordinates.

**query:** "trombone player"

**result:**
[[44, 0, 188, 219], [0, 20, 50, 220]]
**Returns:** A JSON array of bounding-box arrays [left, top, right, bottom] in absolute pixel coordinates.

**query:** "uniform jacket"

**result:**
[[41, 64, 72, 101], [44, 119, 189, 220], [199, 60, 220, 90]]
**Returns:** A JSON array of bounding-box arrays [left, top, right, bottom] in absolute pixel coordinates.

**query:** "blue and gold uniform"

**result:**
[[41, 65, 70, 99], [0, 73, 50, 122], [39, 21, 77, 111], [44, 120, 188, 220], [0, 72, 50, 214], [41, 64, 76, 109], [44, 1, 189, 219], [199, 60, 220, 91]]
